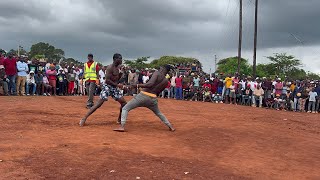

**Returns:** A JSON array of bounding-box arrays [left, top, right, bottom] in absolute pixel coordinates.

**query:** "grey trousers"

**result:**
[[86, 81, 96, 106], [121, 93, 172, 128]]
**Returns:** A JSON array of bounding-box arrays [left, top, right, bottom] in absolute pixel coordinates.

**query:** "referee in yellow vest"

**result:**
[[83, 54, 99, 109]]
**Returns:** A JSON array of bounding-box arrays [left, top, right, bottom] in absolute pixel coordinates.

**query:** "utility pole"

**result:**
[[214, 54, 217, 72], [237, 0, 242, 74], [253, 0, 258, 78], [18, 45, 20, 56]]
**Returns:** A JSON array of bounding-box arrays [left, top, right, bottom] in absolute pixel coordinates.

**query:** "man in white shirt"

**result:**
[[16, 57, 29, 96], [170, 73, 177, 98], [142, 72, 149, 84], [99, 66, 106, 84]]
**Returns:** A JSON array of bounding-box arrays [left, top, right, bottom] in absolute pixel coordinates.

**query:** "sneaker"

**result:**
[[307, 111, 311, 113], [215, 101, 218, 103], [47, 93, 51, 96], [43, 93, 47, 96], [312, 111, 316, 114], [27, 94, 30, 96]]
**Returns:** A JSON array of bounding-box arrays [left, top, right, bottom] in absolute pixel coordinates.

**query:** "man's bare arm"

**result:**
[[137, 72, 159, 88]]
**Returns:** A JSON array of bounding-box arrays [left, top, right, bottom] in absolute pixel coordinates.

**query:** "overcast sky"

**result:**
[[0, 0, 319, 73]]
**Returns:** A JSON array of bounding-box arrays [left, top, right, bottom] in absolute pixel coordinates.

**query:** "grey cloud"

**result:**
[[0, 0, 319, 72]]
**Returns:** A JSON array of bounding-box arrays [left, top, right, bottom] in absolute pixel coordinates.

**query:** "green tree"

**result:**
[[149, 56, 201, 69], [216, 57, 251, 76], [29, 42, 65, 63], [266, 53, 302, 76], [124, 56, 150, 69]]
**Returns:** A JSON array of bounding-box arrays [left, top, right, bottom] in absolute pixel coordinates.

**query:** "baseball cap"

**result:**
[[30, 71, 34, 74]]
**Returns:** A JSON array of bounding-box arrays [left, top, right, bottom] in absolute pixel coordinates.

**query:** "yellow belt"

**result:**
[[141, 91, 157, 98]]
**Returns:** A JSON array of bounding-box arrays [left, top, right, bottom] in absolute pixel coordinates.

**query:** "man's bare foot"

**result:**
[[169, 127, 176, 132], [113, 127, 125, 132], [79, 118, 86, 127]]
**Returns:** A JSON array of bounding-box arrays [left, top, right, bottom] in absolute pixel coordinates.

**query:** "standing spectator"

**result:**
[[57, 68, 67, 96], [275, 79, 283, 96], [262, 78, 272, 99], [229, 81, 236, 104], [298, 83, 308, 112], [35, 71, 44, 95], [224, 75, 233, 103], [83, 54, 99, 108], [128, 69, 136, 95], [16, 57, 29, 96], [3, 54, 17, 95], [47, 64, 57, 95], [142, 72, 149, 84], [308, 88, 318, 113], [28, 59, 38, 74], [170, 73, 176, 98], [26, 71, 36, 96], [99, 66, 106, 85], [175, 75, 183, 100], [252, 84, 265, 107], [67, 68, 76, 95], [293, 82, 301, 111], [193, 75, 200, 90], [315, 82, 320, 113], [0, 65, 8, 95]]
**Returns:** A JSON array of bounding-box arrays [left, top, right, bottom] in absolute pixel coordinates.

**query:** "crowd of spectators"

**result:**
[[0, 53, 319, 114]]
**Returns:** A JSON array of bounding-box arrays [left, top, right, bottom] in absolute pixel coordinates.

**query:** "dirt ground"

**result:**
[[0, 96, 319, 180]]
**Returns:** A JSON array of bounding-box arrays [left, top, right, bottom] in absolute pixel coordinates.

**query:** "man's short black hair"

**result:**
[[164, 64, 174, 72], [88, 54, 93, 58], [113, 53, 122, 60]]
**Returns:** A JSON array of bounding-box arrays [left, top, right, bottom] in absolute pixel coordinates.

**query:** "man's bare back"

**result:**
[[140, 71, 168, 95]]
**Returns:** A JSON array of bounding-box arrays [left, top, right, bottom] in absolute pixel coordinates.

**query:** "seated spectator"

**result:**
[[252, 84, 264, 107], [213, 93, 223, 103], [242, 86, 252, 105], [308, 88, 318, 113], [26, 71, 36, 96], [161, 81, 171, 98], [265, 97, 275, 109], [0, 65, 9, 96], [274, 94, 284, 110], [203, 87, 213, 102], [42, 72, 52, 96]]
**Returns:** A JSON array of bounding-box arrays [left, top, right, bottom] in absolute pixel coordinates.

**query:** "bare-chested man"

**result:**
[[113, 65, 176, 132], [79, 53, 127, 126]]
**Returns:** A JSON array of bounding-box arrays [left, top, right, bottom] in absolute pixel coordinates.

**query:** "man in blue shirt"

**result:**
[[16, 56, 29, 96], [193, 75, 200, 90]]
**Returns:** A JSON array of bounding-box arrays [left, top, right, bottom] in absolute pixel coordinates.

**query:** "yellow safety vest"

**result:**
[[84, 62, 97, 81]]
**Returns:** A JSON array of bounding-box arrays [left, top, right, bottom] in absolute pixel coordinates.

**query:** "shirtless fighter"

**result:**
[[80, 53, 127, 126], [113, 65, 176, 132]]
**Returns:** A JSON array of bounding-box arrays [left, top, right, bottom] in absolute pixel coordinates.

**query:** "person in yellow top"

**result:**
[[290, 81, 296, 92], [83, 54, 99, 109], [224, 74, 233, 103]]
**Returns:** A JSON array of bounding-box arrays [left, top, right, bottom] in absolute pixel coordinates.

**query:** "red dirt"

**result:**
[[0, 96, 319, 179]]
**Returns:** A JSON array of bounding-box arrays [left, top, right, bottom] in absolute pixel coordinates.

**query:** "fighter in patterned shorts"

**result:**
[[80, 53, 127, 126]]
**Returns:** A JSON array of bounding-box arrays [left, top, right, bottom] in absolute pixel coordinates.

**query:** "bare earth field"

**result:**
[[0, 96, 319, 180]]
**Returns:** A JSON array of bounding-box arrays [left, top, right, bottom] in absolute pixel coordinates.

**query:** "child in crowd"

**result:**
[[57, 68, 67, 96], [203, 87, 213, 102], [42, 71, 52, 96], [67, 69, 76, 95], [308, 88, 318, 113]]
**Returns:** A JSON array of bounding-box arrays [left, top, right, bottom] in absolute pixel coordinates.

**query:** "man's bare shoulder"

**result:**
[[106, 64, 115, 72]]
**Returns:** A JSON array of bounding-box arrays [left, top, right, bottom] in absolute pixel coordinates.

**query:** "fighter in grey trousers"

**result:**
[[114, 65, 176, 132]]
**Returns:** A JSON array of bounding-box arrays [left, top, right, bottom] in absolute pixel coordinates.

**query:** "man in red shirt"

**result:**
[[83, 54, 99, 108], [3, 54, 17, 95], [175, 75, 183, 100]]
